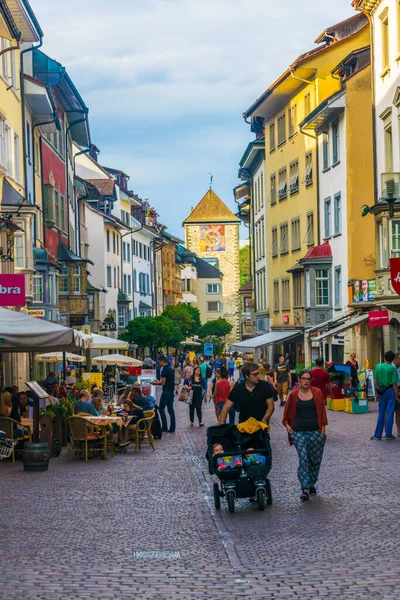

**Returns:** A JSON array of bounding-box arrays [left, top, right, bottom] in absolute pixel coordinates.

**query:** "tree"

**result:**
[[239, 244, 251, 288], [162, 303, 201, 337], [123, 315, 185, 351], [198, 318, 233, 339]]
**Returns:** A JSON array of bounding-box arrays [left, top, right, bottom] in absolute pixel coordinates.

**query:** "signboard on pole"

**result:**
[[0, 274, 25, 306], [368, 310, 389, 327], [390, 258, 400, 296], [204, 343, 213, 356]]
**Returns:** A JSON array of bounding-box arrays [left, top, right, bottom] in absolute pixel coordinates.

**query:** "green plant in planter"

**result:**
[[73, 379, 91, 392], [54, 398, 75, 420], [40, 405, 56, 419]]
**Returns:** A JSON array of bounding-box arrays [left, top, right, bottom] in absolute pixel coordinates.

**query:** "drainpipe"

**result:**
[[20, 38, 43, 207], [65, 111, 88, 253]]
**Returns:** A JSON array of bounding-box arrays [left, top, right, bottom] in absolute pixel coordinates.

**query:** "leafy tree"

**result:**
[[156, 315, 185, 348], [162, 303, 201, 336], [198, 318, 233, 339], [239, 244, 251, 288], [123, 315, 185, 351]]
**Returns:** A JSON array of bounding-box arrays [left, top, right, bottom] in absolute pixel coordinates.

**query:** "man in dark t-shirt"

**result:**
[[153, 356, 175, 433], [274, 355, 291, 407], [219, 362, 275, 424]]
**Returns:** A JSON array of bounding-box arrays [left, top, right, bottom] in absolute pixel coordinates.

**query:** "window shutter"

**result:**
[[43, 184, 54, 222]]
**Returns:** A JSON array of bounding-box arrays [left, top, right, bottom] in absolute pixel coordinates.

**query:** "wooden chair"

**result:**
[[0, 417, 32, 463], [66, 416, 107, 461], [134, 410, 155, 453]]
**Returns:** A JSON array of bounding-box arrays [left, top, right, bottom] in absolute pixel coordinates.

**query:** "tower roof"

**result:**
[[183, 189, 241, 225]]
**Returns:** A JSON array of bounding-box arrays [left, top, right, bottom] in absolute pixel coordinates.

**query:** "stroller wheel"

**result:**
[[226, 489, 235, 513], [256, 487, 265, 511], [213, 482, 221, 510], [266, 479, 272, 506]]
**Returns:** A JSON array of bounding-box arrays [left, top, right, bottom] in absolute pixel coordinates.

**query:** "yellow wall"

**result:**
[[265, 26, 370, 331], [346, 64, 375, 281]]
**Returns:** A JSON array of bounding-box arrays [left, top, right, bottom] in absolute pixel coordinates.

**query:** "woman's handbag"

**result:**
[[179, 390, 191, 404]]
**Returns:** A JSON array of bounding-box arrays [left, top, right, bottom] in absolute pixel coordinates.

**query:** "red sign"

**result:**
[[0, 274, 26, 306], [282, 315, 289, 324], [368, 310, 389, 327], [390, 258, 400, 296]]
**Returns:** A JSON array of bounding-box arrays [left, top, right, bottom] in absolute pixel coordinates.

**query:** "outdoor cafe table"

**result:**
[[81, 415, 133, 429]]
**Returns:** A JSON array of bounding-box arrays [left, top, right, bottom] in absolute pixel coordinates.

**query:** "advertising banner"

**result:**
[[0, 274, 25, 306], [204, 343, 213, 356], [353, 279, 376, 302], [368, 310, 389, 327], [390, 258, 400, 296]]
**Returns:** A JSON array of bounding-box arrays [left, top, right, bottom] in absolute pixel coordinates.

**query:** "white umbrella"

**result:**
[[74, 332, 129, 350], [92, 354, 143, 367], [35, 352, 86, 363], [180, 339, 201, 346]]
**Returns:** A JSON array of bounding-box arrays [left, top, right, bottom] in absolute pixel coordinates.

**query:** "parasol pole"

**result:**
[[62, 351, 67, 381]]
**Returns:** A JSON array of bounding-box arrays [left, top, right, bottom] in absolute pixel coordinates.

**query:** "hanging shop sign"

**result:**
[[390, 258, 400, 296], [282, 315, 289, 324], [28, 309, 45, 318], [0, 274, 25, 306], [368, 309, 389, 327], [353, 279, 376, 302]]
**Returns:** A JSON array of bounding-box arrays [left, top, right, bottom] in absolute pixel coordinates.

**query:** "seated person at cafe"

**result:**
[[141, 384, 156, 408], [118, 399, 145, 445], [44, 371, 58, 387], [0, 391, 30, 438], [74, 390, 99, 416], [11, 391, 32, 420], [92, 389, 107, 415], [131, 386, 153, 410]]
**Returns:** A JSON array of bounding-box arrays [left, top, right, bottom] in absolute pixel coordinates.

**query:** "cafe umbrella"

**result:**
[[92, 355, 143, 399]]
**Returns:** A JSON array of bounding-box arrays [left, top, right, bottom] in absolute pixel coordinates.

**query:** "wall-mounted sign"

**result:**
[[368, 309, 389, 327], [353, 279, 376, 303], [390, 258, 400, 296], [0, 274, 25, 306], [28, 309, 45, 318], [282, 315, 289, 324], [204, 343, 213, 356]]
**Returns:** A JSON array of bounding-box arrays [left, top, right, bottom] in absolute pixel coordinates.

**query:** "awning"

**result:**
[[90, 333, 129, 350], [311, 314, 368, 343], [231, 330, 301, 353]]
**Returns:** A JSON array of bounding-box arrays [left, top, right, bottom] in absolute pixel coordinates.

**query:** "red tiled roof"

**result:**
[[302, 241, 332, 260], [85, 178, 115, 196]]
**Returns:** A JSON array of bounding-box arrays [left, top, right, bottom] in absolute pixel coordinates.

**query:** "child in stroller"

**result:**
[[212, 443, 242, 471], [206, 424, 272, 513]]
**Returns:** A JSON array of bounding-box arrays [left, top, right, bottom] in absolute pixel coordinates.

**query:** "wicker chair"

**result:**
[[133, 410, 155, 453], [67, 416, 107, 461], [0, 417, 32, 463]]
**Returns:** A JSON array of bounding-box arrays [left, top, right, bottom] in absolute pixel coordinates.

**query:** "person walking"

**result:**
[[282, 370, 328, 501], [173, 359, 182, 395], [209, 368, 221, 421], [215, 366, 235, 425], [185, 366, 207, 427], [274, 355, 291, 406], [392, 352, 400, 438], [371, 350, 399, 441], [346, 352, 359, 389], [182, 358, 194, 382], [153, 355, 176, 434], [219, 362, 275, 425], [228, 356, 236, 381], [310, 358, 332, 403]]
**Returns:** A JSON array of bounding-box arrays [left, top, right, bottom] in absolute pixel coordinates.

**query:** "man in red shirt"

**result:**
[[310, 358, 332, 401]]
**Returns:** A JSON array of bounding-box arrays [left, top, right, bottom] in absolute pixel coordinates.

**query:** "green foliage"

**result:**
[[239, 244, 251, 288], [198, 318, 233, 339], [123, 315, 185, 350], [162, 303, 201, 336], [156, 315, 185, 348], [73, 380, 92, 392]]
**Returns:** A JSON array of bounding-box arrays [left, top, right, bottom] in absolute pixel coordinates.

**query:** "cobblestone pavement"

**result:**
[[1, 398, 399, 599]]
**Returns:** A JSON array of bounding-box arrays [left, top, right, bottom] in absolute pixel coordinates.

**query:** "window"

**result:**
[[113, 232, 116, 253], [304, 91, 311, 117], [14, 235, 25, 268], [260, 172, 264, 208], [282, 278, 290, 310], [123, 274, 127, 293], [207, 301, 221, 312], [133, 269, 137, 291], [304, 151, 313, 186], [59, 266, 69, 293], [306, 212, 314, 247], [127, 243, 131, 262], [72, 265, 81, 292], [33, 273, 43, 303], [324, 198, 331, 238], [291, 217, 300, 251], [207, 283, 220, 294], [278, 167, 287, 200], [106, 230, 110, 251], [334, 193, 341, 235], [334, 267, 342, 308], [146, 274, 150, 293], [384, 116, 393, 172], [279, 222, 288, 255], [60, 195, 65, 231], [269, 122, 275, 152], [128, 275, 132, 294], [116, 236, 119, 255], [392, 220, 400, 257], [203, 257, 219, 268], [254, 180, 259, 213], [270, 174, 276, 205], [332, 119, 340, 165], [273, 279, 279, 312], [1, 38, 9, 81], [322, 131, 330, 170], [123, 242, 126, 262], [0, 118, 11, 172], [88, 293, 95, 320], [315, 269, 330, 306], [113, 267, 117, 288], [107, 265, 112, 287], [293, 273, 303, 307], [271, 227, 278, 257], [13, 133, 20, 181], [305, 270, 311, 308], [289, 104, 297, 137], [380, 9, 390, 73], [277, 113, 286, 146], [34, 139, 40, 172], [380, 221, 388, 267], [48, 274, 56, 305], [54, 190, 59, 229], [139, 243, 143, 258], [118, 307, 125, 329], [289, 160, 299, 195]]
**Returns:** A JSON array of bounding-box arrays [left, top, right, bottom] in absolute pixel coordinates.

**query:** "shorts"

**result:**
[[228, 367, 234, 377], [277, 381, 289, 396]]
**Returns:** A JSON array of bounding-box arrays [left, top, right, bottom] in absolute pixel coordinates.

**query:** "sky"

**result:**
[[33, 0, 356, 239]]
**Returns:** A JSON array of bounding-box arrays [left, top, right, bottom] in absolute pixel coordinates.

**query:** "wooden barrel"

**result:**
[[23, 442, 50, 472]]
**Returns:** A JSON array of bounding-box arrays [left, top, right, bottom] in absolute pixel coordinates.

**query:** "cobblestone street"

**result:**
[[1, 399, 399, 600]]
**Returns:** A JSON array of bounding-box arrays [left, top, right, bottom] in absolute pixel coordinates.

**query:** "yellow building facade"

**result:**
[[244, 14, 370, 363]]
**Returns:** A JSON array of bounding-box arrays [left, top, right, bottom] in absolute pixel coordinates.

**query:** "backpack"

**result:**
[[206, 365, 212, 379], [151, 407, 162, 440]]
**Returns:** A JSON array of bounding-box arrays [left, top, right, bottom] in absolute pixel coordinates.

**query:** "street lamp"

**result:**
[[361, 173, 400, 218]]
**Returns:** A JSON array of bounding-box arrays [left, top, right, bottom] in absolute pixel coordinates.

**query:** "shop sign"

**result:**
[[390, 258, 400, 296], [204, 343, 213, 356], [0, 274, 25, 306], [282, 315, 289, 324], [353, 279, 376, 302], [368, 310, 389, 327], [28, 309, 45, 318]]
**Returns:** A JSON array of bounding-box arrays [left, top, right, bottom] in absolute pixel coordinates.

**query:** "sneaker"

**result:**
[[119, 441, 130, 448], [370, 436, 382, 440], [309, 486, 317, 496], [217, 463, 228, 471], [384, 435, 396, 440], [300, 489, 309, 501], [199, 423, 205, 427], [190, 422, 194, 427], [279, 401, 284, 407], [234, 459, 243, 468]]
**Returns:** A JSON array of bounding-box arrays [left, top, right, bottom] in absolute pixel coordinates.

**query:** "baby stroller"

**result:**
[[206, 424, 272, 513]]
